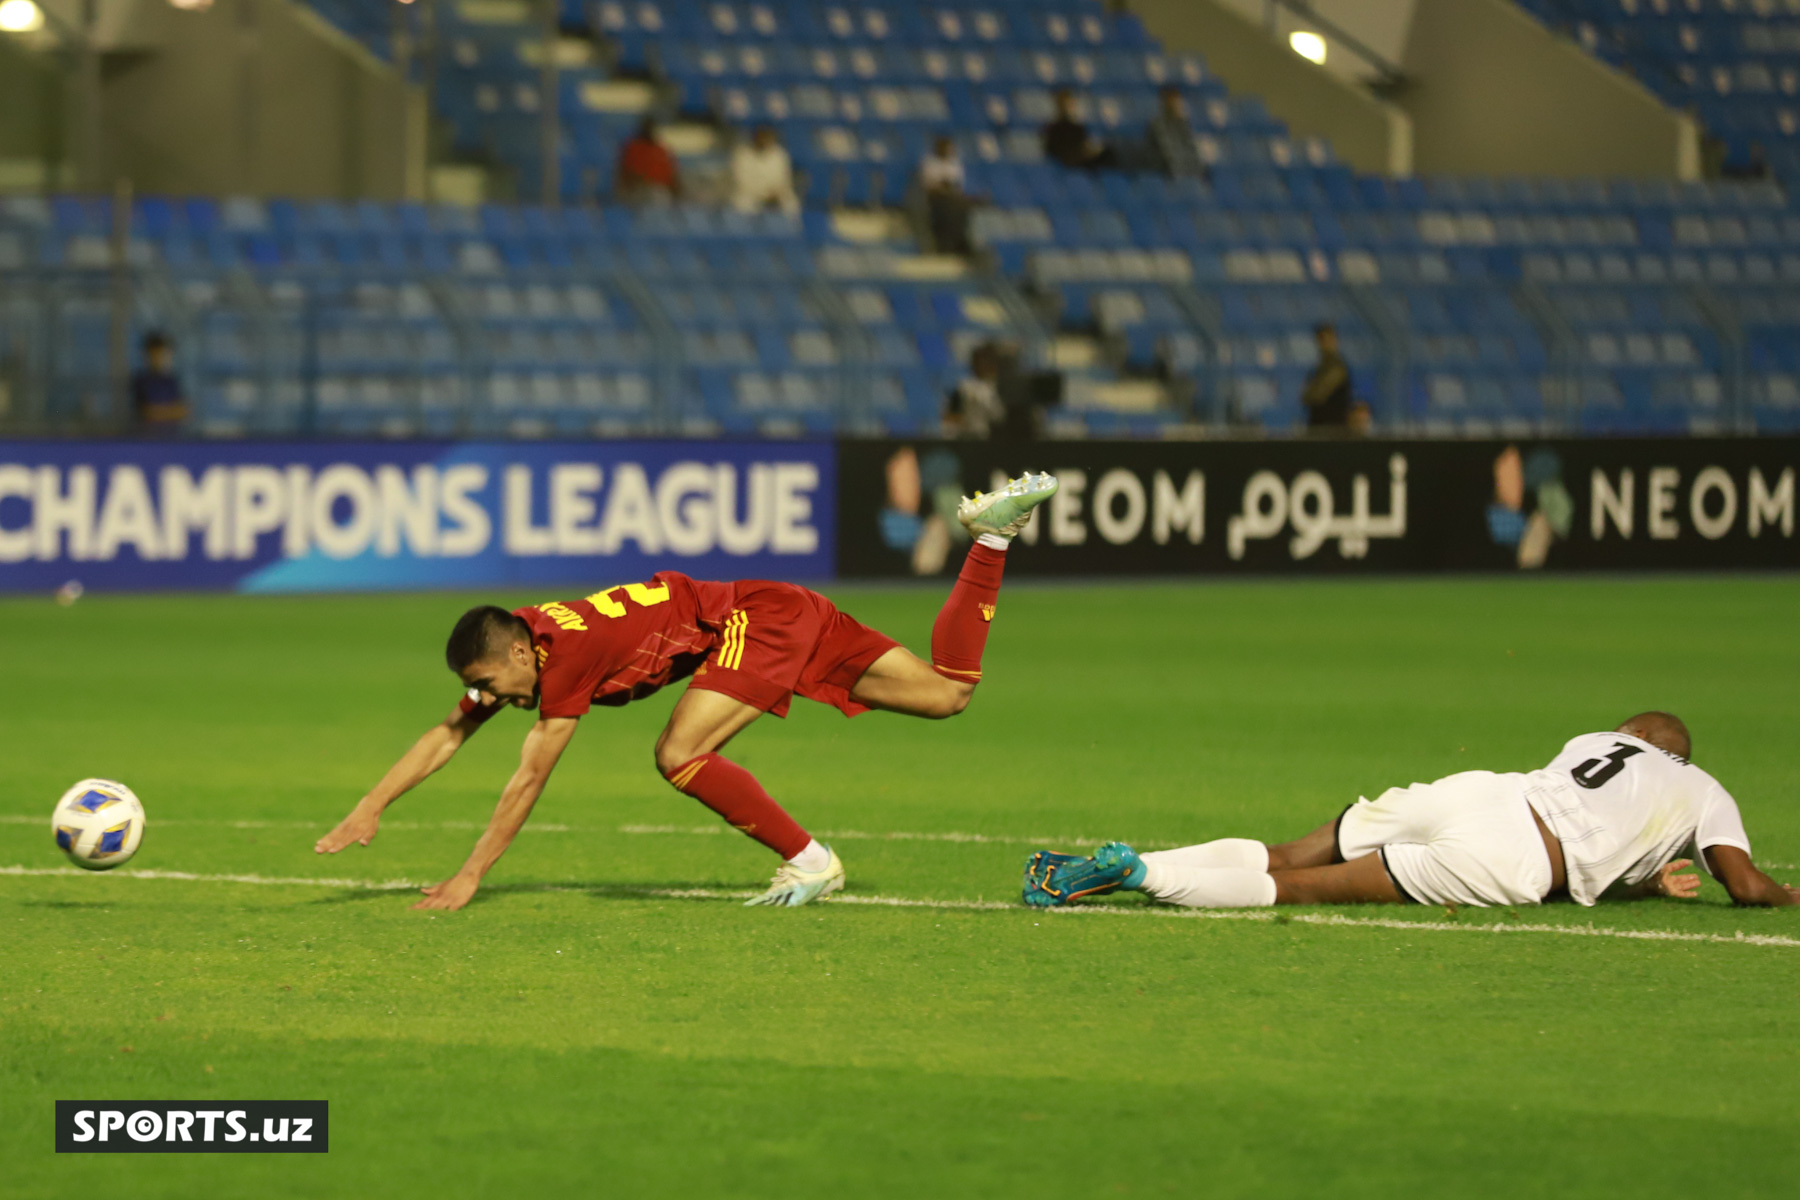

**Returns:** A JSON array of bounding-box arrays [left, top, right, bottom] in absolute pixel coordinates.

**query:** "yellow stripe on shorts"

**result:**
[[720, 610, 748, 671]]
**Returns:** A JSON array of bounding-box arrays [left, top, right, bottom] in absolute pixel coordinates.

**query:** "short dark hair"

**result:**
[[1616, 711, 1691, 761], [446, 606, 531, 673], [1314, 322, 1336, 338], [142, 331, 170, 352]]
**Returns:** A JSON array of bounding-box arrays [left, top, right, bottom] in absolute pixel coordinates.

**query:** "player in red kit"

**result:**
[[315, 472, 1058, 910]]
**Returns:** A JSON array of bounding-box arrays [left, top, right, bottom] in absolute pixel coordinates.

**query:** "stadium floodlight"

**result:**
[[0, 0, 45, 32], [166, 0, 214, 11], [1289, 30, 1327, 65]]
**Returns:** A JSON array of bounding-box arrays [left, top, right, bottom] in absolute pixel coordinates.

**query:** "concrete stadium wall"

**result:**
[[1398, 0, 1699, 179], [92, 0, 421, 200], [1130, 0, 1412, 176], [1205, 0, 1418, 87], [0, 38, 66, 189]]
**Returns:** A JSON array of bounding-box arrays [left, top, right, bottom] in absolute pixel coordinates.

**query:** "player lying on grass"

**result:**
[[316, 473, 1058, 912], [1024, 712, 1798, 912]]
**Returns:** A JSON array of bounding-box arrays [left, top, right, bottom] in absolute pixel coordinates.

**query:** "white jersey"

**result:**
[[1523, 732, 1751, 906]]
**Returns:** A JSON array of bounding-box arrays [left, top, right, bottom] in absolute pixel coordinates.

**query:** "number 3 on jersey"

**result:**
[[1570, 742, 1643, 789], [585, 581, 672, 619]]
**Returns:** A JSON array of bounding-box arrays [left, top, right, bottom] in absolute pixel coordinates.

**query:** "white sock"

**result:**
[[787, 839, 831, 873], [975, 533, 1011, 551], [1139, 863, 1277, 908], [1140, 838, 1269, 875]]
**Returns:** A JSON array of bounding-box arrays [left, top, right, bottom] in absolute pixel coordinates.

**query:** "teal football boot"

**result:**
[[1022, 849, 1087, 907], [1022, 842, 1146, 907]]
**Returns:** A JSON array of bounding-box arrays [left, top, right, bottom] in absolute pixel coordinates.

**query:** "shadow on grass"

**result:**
[[305, 880, 754, 907], [15, 899, 116, 909]]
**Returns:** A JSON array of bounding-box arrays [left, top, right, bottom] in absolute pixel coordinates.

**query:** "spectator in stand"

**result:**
[[918, 135, 973, 255], [616, 117, 681, 205], [730, 124, 800, 216], [945, 339, 1057, 440], [1300, 323, 1354, 433], [943, 342, 1007, 438], [1043, 89, 1116, 170], [130, 331, 187, 435], [1148, 85, 1204, 179]]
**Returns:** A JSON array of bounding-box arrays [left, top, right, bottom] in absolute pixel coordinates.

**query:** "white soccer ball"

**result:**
[[51, 779, 146, 871]]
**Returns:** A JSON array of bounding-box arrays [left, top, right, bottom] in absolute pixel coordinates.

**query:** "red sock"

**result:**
[[930, 542, 1007, 683], [664, 753, 811, 859]]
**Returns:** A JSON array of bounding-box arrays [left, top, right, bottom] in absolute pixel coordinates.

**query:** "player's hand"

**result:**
[[1654, 859, 1701, 900], [412, 873, 480, 911], [315, 803, 380, 854]]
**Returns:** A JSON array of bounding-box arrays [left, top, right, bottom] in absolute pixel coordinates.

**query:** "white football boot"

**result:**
[[957, 471, 1059, 539], [745, 844, 846, 907]]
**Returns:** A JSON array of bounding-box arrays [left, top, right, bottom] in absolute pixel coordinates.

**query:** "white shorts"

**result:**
[[1336, 771, 1553, 908]]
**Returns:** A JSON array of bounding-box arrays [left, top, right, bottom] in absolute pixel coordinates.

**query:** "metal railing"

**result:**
[[0, 243, 1038, 439], [0, 206, 1781, 439]]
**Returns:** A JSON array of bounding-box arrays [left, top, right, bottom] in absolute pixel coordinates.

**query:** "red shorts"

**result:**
[[687, 582, 900, 718]]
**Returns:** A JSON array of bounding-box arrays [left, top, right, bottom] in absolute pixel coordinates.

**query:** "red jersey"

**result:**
[[460, 571, 735, 722]]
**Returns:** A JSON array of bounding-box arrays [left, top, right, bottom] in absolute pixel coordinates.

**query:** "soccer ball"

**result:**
[[51, 779, 146, 871]]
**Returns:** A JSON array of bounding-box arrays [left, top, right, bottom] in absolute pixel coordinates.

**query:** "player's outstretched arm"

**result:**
[[315, 703, 488, 855], [413, 716, 580, 912], [1703, 845, 1799, 908]]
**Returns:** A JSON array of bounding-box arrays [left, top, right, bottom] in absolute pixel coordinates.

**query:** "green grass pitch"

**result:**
[[2, 576, 1797, 1198]]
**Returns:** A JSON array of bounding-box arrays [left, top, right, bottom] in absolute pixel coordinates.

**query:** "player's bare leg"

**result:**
[[849, 646, 974, 718], [1267, 818, 1345, 870], [654, 686, 765, 769], [655, 688, 843, 907], [1269, 853, 1403, 905]]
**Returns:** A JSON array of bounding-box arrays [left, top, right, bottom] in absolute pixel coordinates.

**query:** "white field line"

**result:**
[[3, 814, 1793, 868], [0, 814, 580, 834], [3, 864, 1797, 949], [8, 813, 1796, 872], [0, 814, 1182, 850], [0, 864, 424, 890]]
